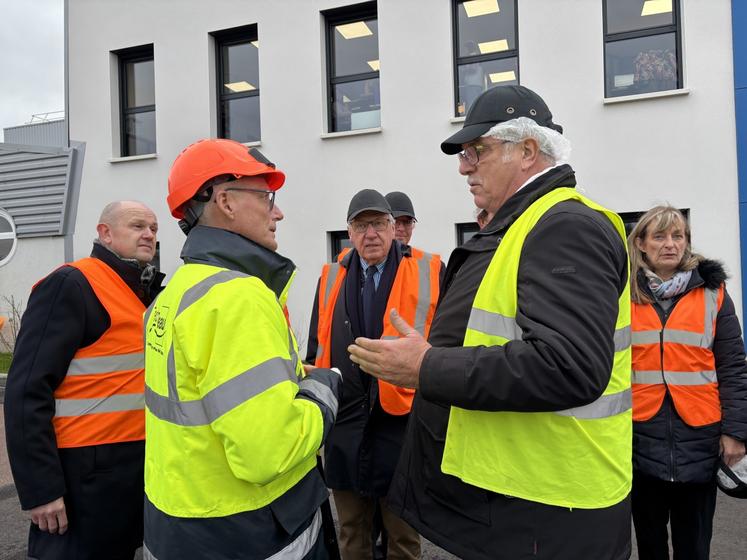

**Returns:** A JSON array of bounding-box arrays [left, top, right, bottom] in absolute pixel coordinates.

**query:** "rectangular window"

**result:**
[[456, 221, 480, 245], [453, 0, 518, 117], [324, 2, 380, 132], [117, 45, 156, 156], [603, 0, 681, 98], [619, 208, 689, 237], [213, 25, 261, 143], [329, 231, 352, 262]]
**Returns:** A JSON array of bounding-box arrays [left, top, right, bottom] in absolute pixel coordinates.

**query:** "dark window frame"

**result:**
[[619, 208, 690, 238], [212, 24, 260, 142], [329, 230, 352, 262], [452, 0, 519, 117], [116, 44, 155, 157], [323, 1, 379, 133], [602, 0, 683, 98]]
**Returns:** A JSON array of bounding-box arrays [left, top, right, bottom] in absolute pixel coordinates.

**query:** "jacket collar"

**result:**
[[91, 241, 164, 305], [180, 225, 296, 300]]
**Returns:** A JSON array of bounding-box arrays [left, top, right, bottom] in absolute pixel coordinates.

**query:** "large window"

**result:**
[[325, 2, 380, 132], [329, 231, 352, 262], [604, 0, 681, 98], [213, 25, 261, 143], [453, 0, 518, 117], [117, 45, 156, 156]]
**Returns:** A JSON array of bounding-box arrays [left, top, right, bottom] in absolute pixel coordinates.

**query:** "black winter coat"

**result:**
[[387, 165, 631, 560], [307, 242, 418, 496], [632, 261, 747, 483]]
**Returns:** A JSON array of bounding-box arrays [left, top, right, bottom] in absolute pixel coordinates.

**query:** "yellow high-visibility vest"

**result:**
[[144, 262, 325, 518], [442, 187, 632, 509]]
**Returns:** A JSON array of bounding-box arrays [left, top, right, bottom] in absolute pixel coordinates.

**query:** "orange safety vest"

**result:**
[[631, 285, 724, 427], [315, 247, 440, 415], [52, 257, 146, 448]]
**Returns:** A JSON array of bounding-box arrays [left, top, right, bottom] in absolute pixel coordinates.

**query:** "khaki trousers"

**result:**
[[332, 489, 421, 560]]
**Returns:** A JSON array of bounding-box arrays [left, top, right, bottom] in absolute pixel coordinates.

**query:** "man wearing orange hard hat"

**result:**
[[143, 138, 342, 560]]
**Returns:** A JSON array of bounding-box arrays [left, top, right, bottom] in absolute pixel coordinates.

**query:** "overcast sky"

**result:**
[[0, 0, 64, 141]]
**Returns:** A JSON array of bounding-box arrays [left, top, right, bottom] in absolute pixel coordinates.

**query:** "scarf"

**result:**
[[645, 268, 692, 300]]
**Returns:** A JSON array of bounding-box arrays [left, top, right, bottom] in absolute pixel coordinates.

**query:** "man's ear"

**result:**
[[520, 138, 541, 170], [213, 190, 234, 220], [96, 223, 112, 245]]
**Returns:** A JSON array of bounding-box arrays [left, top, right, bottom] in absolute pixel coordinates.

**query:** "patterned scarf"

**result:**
[[645, 268, 692, 300]]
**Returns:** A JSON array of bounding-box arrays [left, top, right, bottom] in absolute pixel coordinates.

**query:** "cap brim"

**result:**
[[391, 210, 416, 219], [440, 122, 496, 154], [348, 205, 391, 222]]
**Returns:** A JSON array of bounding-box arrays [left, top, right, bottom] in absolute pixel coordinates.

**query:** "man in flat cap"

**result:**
[[349, 85, 632, 559], [306, 189, 442, 560]]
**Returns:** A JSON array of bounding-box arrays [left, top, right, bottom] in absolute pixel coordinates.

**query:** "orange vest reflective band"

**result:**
[[52, 257, 146, 447], [315, 247, 440, 415], [631, 285, 724, 427]]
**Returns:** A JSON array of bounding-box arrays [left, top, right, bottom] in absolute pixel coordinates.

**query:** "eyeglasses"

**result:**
[[349, 218, 392, 233], [457, 141, 509, 166], [224, 187, 276, 210], [395, 218, 416, 229]]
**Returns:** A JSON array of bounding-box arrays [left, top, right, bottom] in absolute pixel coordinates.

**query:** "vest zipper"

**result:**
[[659, 307, 676, 482]]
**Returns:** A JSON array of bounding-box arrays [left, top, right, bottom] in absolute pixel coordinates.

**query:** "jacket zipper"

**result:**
[[659, 306, 675, 482]]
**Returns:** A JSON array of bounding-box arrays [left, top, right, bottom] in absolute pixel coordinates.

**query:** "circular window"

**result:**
[[0, 208, 18, 267]]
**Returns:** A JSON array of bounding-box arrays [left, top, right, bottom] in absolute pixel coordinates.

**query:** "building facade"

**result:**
[[4, 0, 743, 352]]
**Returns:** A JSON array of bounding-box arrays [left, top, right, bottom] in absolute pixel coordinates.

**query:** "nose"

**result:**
[[271, 204, 284, 222], [458, 156, 475, 176], [142, 228, 155, 240]]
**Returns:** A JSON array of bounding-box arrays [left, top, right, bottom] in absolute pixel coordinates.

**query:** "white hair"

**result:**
[[483, 117, 571, 164]]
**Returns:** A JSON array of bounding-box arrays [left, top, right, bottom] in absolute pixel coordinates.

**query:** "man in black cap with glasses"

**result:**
[[306, 189, 442, 560], [349, 85, 633, 560]]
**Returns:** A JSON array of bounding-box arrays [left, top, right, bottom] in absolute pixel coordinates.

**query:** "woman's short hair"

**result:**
[[627, 205, 701, 304]]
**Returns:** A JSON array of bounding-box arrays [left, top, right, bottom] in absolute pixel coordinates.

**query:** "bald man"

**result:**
[[5, 201, 164, 560]]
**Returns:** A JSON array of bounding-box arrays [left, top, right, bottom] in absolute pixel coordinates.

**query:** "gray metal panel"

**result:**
[[3, 120, 67, 148], [0, 143, 78, 238]]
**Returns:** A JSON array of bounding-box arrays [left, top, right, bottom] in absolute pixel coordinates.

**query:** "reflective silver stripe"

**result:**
[[614, 326, 631, 352], [266, 508, 322, 560], [666, 370, 717, 385], [167, 346, 178, 400], [413, 252, 433, 336], [299, 377, 339, 418], [66, 352, 143, 375], [704, 287, 719, 348], [632, 370, 717, 385], [315, 343, 324, 362], [555, 389, 631, 419], [288, 330, 300, 379], [323, 264, 342, 308], [632, 330, 661, 345], [467, 307, 521, 340], [663, 329, 710, 347], [146, 356, 298, 426], [55, 392, 144, 417]]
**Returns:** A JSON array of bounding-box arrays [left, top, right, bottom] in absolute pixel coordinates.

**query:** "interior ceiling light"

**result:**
[[641, 0, 672, 16], [225, 81, 256, 92], [367, 59, 380, 71], [489, 70, 516, 84], [463, 0, 500, 18], [478, 39, 509, 54], [251, 41, 259, 48], [336, 21, 373, 39], [342, 95, 351, 103]]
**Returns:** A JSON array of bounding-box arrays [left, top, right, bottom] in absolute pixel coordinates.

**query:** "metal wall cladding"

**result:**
[[3, 119, 66, 148], [0, 143, 74, 237]]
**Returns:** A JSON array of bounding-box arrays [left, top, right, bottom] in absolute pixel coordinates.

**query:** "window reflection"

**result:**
[[454, 0, 518, 116], [605, 0, 673, 35]]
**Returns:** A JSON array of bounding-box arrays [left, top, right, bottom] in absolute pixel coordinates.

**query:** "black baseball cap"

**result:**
[[347, 189, 392, 222], [441, 85, 563, 155], [385, 191, 416, 220]]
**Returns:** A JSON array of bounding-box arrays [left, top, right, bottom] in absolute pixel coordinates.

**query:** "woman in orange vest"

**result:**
[[629, 206, 747, 560]]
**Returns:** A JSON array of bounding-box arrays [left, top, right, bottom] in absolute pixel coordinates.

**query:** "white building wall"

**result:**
[[67, 0, 742, 347]]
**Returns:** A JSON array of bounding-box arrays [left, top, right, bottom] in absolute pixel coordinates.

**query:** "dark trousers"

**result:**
[[632, 471, 718, 560], [28, 441, 144, 560]]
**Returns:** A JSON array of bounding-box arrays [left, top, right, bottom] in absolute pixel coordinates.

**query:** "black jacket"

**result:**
[[387, 165, 631, 560], [307, 242, 436, 496], [4, 242, 164, 510], [632, 261, 747, 483]]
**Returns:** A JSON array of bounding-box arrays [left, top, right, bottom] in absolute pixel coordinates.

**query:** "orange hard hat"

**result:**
[[167, 138, 286, 219]]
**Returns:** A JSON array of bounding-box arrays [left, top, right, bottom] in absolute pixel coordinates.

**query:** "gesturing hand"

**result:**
[[348, 308, 431, 389]]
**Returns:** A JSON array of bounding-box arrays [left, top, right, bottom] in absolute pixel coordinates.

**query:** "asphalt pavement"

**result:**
[[1, 403, 745, 559]]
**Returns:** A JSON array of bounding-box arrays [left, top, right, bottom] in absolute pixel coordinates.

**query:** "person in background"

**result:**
[[143, 139, 341, 560], [628, 206, 747, 560], [307, 189, 442, 560], [348, 85, 633, 560], [385, 191, 418, 247], [5, 201, 163, 560]]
